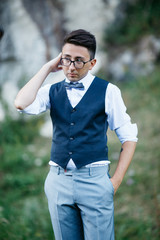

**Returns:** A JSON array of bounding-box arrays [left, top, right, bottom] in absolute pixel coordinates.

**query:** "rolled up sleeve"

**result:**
[[115, 122, 138, 144], [19, 84, 51, 115], [105, 83, 138, 144]]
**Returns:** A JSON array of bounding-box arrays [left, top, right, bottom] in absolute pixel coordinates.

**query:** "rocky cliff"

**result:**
[[0, 0, 159, 126], [0, 0, 120, 121]]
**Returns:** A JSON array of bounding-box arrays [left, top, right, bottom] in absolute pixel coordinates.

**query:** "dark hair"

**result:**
[[63, 29, 96, 59]]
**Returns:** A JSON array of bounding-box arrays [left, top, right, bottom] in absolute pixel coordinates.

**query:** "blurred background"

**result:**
[[0, 0, 160, 239]]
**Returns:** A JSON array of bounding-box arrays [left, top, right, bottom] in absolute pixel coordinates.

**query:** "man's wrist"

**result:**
[[110, 175, 123, 193], [43, 62, 53, 73]]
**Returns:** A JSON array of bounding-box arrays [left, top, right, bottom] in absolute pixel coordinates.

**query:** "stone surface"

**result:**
[[0, 0, 120, 125], [0, 0, 159, 137], [108, 35, 160, 81]]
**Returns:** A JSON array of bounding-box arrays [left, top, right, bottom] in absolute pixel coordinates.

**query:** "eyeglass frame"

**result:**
[[60, 57, 93, 69]]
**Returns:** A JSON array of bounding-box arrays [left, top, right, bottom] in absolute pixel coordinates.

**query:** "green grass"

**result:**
[[108, 68, 160, 239], [0, 68, 160, 239], [0, 116, 54, 239]]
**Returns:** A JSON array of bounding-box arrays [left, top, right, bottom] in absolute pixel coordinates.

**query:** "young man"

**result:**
[[15, 29, 138, 240]]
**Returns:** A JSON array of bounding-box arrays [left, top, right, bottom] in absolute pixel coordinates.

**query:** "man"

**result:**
[[15, 29, 138, 240]]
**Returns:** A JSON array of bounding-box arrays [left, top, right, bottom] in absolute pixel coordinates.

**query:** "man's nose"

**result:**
[[69, 62, 76, 70]]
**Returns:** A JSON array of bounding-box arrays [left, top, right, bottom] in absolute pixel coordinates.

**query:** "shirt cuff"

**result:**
[[115, 122, 138, 144], [17, 104, 40, 115]]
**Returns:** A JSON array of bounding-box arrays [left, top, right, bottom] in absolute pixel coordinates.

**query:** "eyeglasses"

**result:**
[[60, 58, 92, 69]]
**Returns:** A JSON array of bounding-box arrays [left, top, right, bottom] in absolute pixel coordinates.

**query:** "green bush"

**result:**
[[104, 0, 160, 46], [0, 67, 160, 239]]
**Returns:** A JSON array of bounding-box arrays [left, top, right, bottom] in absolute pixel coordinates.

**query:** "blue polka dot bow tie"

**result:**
[[64, 81, 84, 90]]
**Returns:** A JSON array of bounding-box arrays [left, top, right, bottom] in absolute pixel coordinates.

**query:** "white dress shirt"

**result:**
[[21, 72, 138, 168]]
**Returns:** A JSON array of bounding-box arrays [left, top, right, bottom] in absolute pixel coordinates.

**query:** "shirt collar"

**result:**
[[65, 72, 95, 90]]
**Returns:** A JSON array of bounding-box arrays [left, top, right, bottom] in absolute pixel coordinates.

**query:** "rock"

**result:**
[[1, 0, 159, 128], [108, 35, 160, 81], [0, 0, 120, 126]]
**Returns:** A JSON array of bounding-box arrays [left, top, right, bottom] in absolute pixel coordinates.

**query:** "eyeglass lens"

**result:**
[[61, 58, 84, 69]]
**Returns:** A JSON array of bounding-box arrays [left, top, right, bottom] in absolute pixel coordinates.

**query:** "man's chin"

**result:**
[[67, 74, 79, 82]]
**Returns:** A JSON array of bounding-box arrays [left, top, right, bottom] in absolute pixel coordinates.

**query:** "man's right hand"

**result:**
[[46, 52, 62, 73]]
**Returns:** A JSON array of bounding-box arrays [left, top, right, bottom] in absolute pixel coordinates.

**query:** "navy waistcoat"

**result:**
[[49, 76, 109, 169]]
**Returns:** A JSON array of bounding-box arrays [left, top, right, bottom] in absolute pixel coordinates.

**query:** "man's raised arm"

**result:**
[[14, 53, 62, 110]]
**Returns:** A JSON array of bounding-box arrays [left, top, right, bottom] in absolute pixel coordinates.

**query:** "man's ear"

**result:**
[[89, 59, 97, 70]]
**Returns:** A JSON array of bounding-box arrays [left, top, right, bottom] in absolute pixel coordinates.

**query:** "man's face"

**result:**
[[61, 43, 96, 82]]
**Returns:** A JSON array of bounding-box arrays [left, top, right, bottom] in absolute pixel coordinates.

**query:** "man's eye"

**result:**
[[76, 59, 83, 63]]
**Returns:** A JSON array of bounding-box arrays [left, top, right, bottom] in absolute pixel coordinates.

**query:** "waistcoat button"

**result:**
[[71, 108, 76, 113]]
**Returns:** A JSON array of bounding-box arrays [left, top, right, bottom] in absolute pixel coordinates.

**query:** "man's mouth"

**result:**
[[68, 73, 77, 77]]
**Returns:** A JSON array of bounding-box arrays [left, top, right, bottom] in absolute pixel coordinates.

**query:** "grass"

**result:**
[[0, 68, 160, 239], [108, 68, 160, 239], [0, 115, 53, 239]]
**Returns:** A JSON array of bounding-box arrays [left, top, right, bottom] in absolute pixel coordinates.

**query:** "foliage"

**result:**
[[0, 114, 53, 239], [108, 67, 160, 239], [0, 70, 160, 239], [0, 116, 40, 146], [0, 68, 160, 239], [104, 0, 160, 46]]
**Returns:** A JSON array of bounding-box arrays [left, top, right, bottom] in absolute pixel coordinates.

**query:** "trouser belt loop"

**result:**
[[89, 167, 92, 176]]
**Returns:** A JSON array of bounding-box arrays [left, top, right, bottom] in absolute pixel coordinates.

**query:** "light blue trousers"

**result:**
[[44, 165, 115, 240]]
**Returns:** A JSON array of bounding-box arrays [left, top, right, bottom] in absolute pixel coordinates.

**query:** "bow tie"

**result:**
[[64, 81, 84, 90]]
